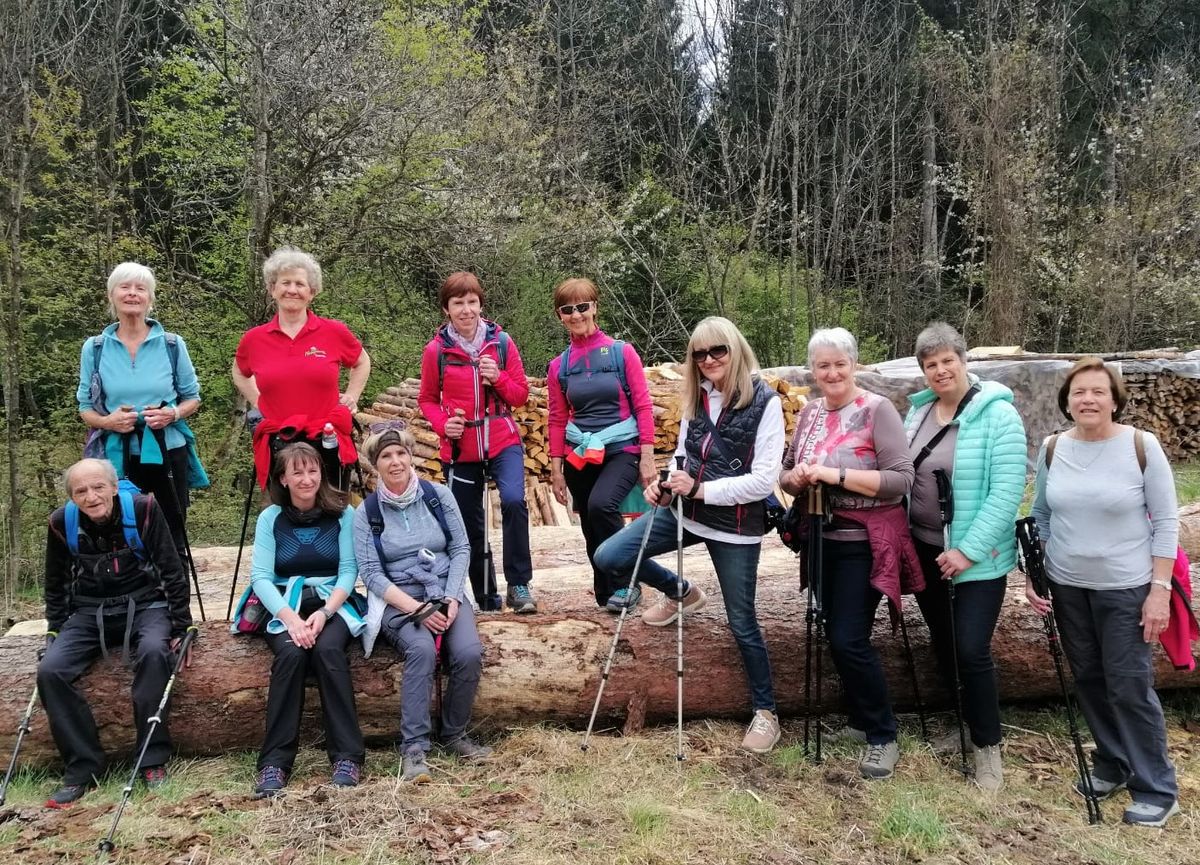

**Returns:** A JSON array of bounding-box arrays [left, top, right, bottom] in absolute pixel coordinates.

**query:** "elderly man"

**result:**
[[37, 458, 193, 808]]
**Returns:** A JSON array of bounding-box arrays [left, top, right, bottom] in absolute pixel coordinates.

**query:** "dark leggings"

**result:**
[[913, 539, 1005, 747], [564, 452, 640, 606]]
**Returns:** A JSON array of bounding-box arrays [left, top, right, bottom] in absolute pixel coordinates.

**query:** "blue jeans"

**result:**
[[593, 504, 776, 712], [445, 443, 533, 601]]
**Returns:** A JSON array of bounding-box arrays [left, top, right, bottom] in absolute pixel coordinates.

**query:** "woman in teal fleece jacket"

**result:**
[[903, 323, 1026, 791]]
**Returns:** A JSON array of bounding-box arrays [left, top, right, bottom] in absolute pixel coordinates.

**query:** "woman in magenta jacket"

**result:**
[[547, 278, 656, 611], [417, 272, 536, 613]]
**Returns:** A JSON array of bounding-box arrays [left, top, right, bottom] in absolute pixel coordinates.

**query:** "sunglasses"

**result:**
[[557, 301, 593, 316], [368, 419, 408, 434], [690, 345, 729, 363]]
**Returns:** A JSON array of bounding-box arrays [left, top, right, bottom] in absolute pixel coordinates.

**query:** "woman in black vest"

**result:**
[[593, 316, 785, 753]]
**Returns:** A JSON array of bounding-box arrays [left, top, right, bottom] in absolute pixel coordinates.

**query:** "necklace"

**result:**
[[933, 402, 954, 427], [1071, 435, 1111, 471]]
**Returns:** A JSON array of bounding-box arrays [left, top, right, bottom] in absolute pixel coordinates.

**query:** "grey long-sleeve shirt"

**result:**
[[353, 482, 472, 604], [1031, 427, 1178, 590]]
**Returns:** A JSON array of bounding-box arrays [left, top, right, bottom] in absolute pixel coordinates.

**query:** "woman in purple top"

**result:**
[[547, 278, 657, 611], [779, 327, 920, 781]]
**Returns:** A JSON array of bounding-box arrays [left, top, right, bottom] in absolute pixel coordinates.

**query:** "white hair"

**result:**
[[807, 327, 859, 365], [106, 262, 157, 318], [263, 246, 323, 296], [63, 458, 118, 495]]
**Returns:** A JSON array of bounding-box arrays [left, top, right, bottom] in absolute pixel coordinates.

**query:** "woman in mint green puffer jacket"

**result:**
[[903, 323, 1026, 792]]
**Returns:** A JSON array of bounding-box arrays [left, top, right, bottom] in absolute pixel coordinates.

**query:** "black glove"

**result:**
[[246, 408, 264, 435]]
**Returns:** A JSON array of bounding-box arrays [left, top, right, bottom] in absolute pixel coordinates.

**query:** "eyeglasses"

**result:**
[[557, 301, 593, 316], [368, 419, 407, 434], [690, 345, 729, 363]]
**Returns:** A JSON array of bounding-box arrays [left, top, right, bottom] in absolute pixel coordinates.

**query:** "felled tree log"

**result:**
[[2, 573, 1197, 764]]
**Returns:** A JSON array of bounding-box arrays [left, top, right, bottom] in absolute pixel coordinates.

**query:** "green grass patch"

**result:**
[[623, 795, 669, 836], [875, 792, 950, 856], [1176, 460, 1200, 506]]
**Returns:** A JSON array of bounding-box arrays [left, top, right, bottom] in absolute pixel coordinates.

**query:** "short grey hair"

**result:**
[[914, 322, 967, 364], [263, 246, 323, 296], [63, 458, 119, 495], [807, 327, 858, 366], [106, 262, 157, 318]]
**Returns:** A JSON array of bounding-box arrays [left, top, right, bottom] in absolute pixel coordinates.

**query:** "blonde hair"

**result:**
[[681, 316, 759, 420], [364, 427, 416, 466]]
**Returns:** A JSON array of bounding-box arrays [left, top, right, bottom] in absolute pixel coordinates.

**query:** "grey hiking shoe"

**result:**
[[1123, 800, 1179, 827], [442, 736, 493, 761], [859, 741, 900, 780], [507, 584, 537, 614], [973, 744, 1003, 792], [1074, 772, 1128, 801], [401, 747, 432, 784], [605, 585, 642, 613]]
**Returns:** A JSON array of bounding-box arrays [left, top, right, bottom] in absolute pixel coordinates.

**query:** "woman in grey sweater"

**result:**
[[355, 425, 491, 784], [1029, 357, 1179, 828]]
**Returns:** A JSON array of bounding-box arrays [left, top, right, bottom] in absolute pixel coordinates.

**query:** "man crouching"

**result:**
[[37, 458, 193, 808]]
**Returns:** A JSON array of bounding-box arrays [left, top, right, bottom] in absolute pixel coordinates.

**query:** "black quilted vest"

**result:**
[[681, 378, 775, 536]]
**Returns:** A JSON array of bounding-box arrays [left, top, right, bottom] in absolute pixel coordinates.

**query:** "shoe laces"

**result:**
[[748, 712, 776, 735], [332, 760, 361, 783], [864, 744, 889, 764], [257, 766, 287, 786], [512, 585, 532, 601], [142, 766, 166, 784], [611, 589, 629, 600]]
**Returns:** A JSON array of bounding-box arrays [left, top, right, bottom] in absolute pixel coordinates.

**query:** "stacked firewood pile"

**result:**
[[1123, 369, 1200, 461], [356, 369, 810, 526]]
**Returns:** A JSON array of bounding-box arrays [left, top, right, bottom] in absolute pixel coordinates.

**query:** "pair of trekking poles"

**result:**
[[582, 458, 688, 762], [0, 628, 199, 854]]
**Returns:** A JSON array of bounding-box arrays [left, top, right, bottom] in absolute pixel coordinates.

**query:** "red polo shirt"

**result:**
[[235, 313, 363, 421]]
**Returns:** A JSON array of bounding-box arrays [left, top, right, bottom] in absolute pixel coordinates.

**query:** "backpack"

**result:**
[[64, 477, 147, 559], [437, 329, 510, 393], [362, 480, 453, 579], [556, 339, 633, 410]]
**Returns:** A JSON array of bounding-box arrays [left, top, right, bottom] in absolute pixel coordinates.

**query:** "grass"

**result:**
[[3, 702, 1198, 865], [1176, 460, 1200, 506]]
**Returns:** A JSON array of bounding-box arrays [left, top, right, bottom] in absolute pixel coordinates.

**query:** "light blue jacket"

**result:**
[[904, 376, 1027, 583]]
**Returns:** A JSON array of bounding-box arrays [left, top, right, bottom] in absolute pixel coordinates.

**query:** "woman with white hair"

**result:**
[[77, 261, 207, 553], [233, 246, 371, 491], [779, 327, 922, 781], [594, 316, 785, 754]]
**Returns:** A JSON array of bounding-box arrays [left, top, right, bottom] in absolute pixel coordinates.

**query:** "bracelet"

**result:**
[[1151, 579, 1172, 592], [685, 478, 701, 499], [838, 466, 847, 487], [320, 607, 335, 621], [171, 405, 181, 422]]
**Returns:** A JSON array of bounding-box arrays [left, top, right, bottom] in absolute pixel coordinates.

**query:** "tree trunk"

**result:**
[[2, 573, 1197, 764]]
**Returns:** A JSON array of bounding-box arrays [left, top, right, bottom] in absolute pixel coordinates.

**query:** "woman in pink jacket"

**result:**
[[547, 278, 657, 611], [417, 272, 536, 613]]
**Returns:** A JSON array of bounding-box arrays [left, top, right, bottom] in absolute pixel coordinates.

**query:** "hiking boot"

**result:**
[[641, 583, 707, 627], [507, 584, 537, 614], [141, 765, 169, 788], [402, 747, 432, 784], [44, 783, 89, 809], [1122, 800, 1180, 827], [741, 709, 782, 754], [331, 759, 362, 788], [859, 741, 900, 780], [442, 736, 493, 761], [1074, 772, 1128, 801], [973, 744, 1003, 792], [253, 766, 288, 799], [930, 728, 975, 757], [477, 592, 504, 613], [605, 585, 642, 614]]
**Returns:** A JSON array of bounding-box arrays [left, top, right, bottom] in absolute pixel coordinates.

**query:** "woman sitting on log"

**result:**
[[779, 327, 922, 781], [231, 442, 366, 798], [594, 316, 785, 754], [903, 322, 1026, 791], [547, 278, 657, 612], [355, 424, 489, 785], [1029, 357, 1180, 827]]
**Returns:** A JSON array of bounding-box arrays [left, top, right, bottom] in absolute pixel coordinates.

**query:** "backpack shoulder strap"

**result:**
[[556, 346, 573, 395], [610, 339, 633, 407], [419, 480, 453, 549], [118, 487, 145, 558], [1134, 429, 1146, 473], [496, 331, 510, 368], [1045, 433, 1059, 469], [164, 332, 180, 398], [65, 503, 81, 556], [363, 491, 393, 578]]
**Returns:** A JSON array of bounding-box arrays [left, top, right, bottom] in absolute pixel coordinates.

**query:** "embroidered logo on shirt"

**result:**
[[304, 346, 327, 359]]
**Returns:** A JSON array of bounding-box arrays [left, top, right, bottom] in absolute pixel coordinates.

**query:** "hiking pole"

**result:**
[[898, 615, 929, 741], [98, 626, 198, 854], [581, 468, 671, 752], [674, 455, 686, 763], [446, 409, 465, 488], [148, 423, 206, 622], [934, 468, 969, 778], [803, 482, 826, 763], [227, 410, 261, 619], [0, 683, 39, 807], [1016, 517, 1102, 824], [479, 387, 502, 612]]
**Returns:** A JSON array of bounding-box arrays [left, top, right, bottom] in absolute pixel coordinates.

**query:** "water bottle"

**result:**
[[321, 422, 338, 450]]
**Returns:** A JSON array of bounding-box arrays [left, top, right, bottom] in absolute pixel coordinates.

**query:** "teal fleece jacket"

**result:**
[[904, 376, 1027, 583]]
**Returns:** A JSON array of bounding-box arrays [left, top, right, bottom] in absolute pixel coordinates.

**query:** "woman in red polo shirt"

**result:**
[[233, 246, 371, 490]]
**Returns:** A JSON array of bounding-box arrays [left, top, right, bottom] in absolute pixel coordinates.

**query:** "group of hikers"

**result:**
[[21, 247, 1185, 830]]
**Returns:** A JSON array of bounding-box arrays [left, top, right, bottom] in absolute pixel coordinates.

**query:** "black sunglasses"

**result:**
[[690, 344, 729, 363], [558, 301, 593, 316]]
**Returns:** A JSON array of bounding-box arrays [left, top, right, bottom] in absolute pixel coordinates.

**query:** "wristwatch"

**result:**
[[319, 607, 335, 621], [1150, 579, 1172, 592], [838, 466, 847, 487]]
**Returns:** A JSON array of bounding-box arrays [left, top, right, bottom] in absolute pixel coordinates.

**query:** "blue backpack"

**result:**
[[64, 478, 146, 559], [556, 339, 633, 408], [362, 480, 453, 578]]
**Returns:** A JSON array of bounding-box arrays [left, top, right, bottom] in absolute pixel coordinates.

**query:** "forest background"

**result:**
[[1, 0, 1198, 605]]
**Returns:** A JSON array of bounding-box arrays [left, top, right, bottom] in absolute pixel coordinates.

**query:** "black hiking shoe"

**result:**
[[44, 783, 90, 809], [254, 766, 288, 799]]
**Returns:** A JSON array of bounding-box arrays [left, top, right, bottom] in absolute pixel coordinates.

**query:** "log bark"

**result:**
[[2, 572, 1198, 764]]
